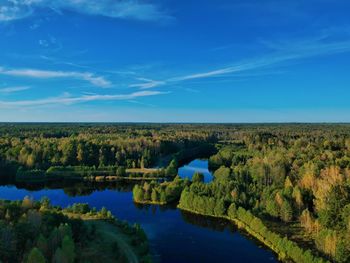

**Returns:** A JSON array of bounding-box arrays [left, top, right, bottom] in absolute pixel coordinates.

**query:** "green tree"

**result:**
[[52, 247, 65, 263], [192, 172, 204, 183], [213, 166, 231, 182], [280, 200, 293, 222], [133, 185, 144, 202], [214, 199, 226, 216], [36, 234, 48, 257], [116, 166, 126, 177], [100, 207, 108, 217], [151, 189, 158, 202], [62, 235, 75, 263], [266, 199, 279, 218], [160, 190, 167, 203], [27, 247, 45, 263], [227, 203, 237, 218], [165, 159, 177, 177], [319, 185, 350, 229]]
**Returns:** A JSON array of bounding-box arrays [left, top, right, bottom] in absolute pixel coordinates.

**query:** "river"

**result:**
[[0, 159, 277, 263]]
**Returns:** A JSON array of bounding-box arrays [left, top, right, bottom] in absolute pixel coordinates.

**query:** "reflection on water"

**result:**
[[134, 202, 178, 212], [11, 180, 135, 196], [0, 159, 278, 263], [178, 159, 213, 183]]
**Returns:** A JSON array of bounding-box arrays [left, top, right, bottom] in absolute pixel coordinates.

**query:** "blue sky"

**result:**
[[0, 0, 350, 122]]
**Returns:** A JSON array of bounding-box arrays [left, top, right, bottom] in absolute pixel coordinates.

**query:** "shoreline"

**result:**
[[15, 175, 166, 183], [177, 205, 285, 261], [133, 199, 167, 205]]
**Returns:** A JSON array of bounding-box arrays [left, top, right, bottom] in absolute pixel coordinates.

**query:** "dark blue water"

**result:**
[[0, 160, 277, 263]]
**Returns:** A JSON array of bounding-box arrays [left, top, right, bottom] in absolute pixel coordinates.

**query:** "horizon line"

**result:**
[[1, 121, 350, 125]]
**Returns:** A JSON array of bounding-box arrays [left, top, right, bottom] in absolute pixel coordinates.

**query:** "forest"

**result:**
[[179, 124, 350, 263], [0, 124, 215, 182], [0, 196, 151, 263], [1, 123, 350, 262]]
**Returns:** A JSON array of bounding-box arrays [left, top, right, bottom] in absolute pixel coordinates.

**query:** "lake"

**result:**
[[0, 159, 277, 263]]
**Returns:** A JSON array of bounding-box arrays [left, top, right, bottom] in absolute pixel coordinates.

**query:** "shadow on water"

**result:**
[[5, 180, 136, 197], [181, 209, 280, 261], [180, 210, 236, 233], [133, 202, 178, 214]]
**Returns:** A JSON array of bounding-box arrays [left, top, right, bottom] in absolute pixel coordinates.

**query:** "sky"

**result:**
[[0, 0, 350, 122]]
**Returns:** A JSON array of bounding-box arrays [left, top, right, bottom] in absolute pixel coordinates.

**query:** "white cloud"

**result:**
[[129, 78, 165, 89], [0, 86, 30, 93], [0, 90, 166, 108], [0, 67, 111, 87], [0, 0, 171, 22]]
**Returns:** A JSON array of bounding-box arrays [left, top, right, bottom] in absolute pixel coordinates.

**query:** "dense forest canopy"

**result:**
[[0, 123, 217, 170]]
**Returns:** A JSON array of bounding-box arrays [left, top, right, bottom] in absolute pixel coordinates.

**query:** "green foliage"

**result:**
[[165, 159, 178, 177], [133, 177, 190, 204], [116, 166, 126, 177], [27, 247, 45, 263], [280, 200, 293, 222], [52, 247, 64, 263], [319, 185, 350, 229], [62, 235, 75, 263], [0, 197, 145, 262], [227, 203, 237, 218], [192, 172, 204, 183], [266, 199, 280, 218], [213, 166, 232, 182]]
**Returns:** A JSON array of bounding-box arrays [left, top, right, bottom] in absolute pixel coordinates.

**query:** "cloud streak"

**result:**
[[0, 67, 111, 87], [0, 90, 166, 108], [171, 38, 350, 81], [0, 0, 171, 22], [129, 78, 166, 89], [0, 86, 31, 93], [126, 35, 350, 89], [126, 34, 350, 91]]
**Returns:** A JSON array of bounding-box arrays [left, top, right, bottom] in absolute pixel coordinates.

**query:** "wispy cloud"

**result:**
[[122, 34, 350, 91], [0, 90, 166, 108], [0, 86, 31, 93], [0, 67, 111, 87], [144, 36, 348, 84], [172, 39, 350, 81], [0, 0, 172, 22], [127, 99, 156, 107], [39, 55, 90, 69], [129, 78, 166, 89]]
